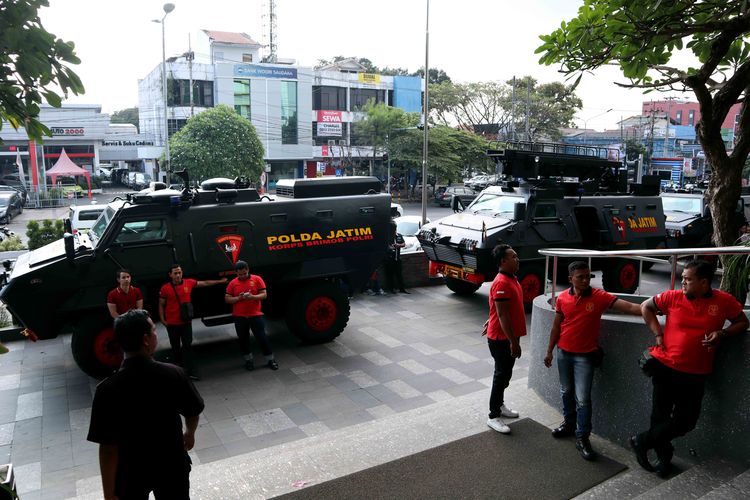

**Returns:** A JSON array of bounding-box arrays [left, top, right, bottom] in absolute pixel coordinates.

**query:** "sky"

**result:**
[[38, 0, 693, 132]]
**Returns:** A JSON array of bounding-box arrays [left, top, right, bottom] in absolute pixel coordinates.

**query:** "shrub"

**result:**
[[0, 236, 25, 251], [26, 219, 64, 250]]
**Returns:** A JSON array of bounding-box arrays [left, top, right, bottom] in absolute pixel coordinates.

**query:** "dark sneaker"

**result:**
[[244, 359, 255, 371], [654, 459, 672, 478], [551, 420, 576, 438], [576, 437, 596, 461], [268, 360, 279, 370], [629, 435, 655, 472]]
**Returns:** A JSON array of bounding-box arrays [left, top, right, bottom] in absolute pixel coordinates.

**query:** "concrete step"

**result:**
[[699, 468, 750, 499], [634, 457, 746, 500]]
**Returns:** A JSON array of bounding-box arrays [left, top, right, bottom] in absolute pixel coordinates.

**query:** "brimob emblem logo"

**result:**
[[216, 235, 244, 265]]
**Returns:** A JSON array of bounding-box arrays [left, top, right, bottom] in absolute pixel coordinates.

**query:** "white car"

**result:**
[[391, 202, 403, 218], [68, 204, 106, 234], [395, 215, 430, 254]]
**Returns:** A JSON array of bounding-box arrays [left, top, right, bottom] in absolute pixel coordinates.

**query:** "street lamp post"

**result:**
[[154, 3, 175, 185], [421, 0, 430, 225], [582, 108, 613, 145]]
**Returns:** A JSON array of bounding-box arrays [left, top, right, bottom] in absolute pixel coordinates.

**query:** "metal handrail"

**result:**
[[538, 246, 750, 303]]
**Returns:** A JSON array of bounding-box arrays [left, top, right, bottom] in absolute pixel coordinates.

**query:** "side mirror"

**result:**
[[63, 233, 76, 265], [63, 218, 72, 234], [513, 202, 527, 221], [451, 195, 465, 213]]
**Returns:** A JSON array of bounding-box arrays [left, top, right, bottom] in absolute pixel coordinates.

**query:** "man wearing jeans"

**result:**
[[225, 261, 278, 371], [544, 261, 641, 460], [484, 244, 526, 434]]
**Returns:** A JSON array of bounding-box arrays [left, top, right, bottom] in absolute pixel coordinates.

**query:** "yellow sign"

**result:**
[[358, 73, 381, 84], [266, 227, 374, 251]]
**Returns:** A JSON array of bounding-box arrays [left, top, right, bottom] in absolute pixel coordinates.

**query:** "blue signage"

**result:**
[[234, 64, 298, 79]]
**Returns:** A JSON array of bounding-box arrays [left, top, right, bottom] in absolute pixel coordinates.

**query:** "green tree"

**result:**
[[110, 107, 139, 130], [26, 219, 63, 250], [0, 0, 84, 142], [413, 67, 452, 84], [537, 0, 750, 248], [169, 105, 265, 181], [519, 78, 582, 141], [351, 101, 419, 175]]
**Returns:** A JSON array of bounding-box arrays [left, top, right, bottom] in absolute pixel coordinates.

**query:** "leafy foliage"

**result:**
[[429, 77, 581, 140], [0, 0, 85, 142], [26, 219, 64, 250], [169, 105, 265, 182], [537, 0, 750, 249], [110, 107, 139, 130], [0, 235, 25, 251]]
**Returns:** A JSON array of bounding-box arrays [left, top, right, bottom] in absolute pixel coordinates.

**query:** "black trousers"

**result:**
[[488, 338, 516, 419], [166, 323, 196, 375], [638, 360, 705, 461], [384, 259, 405, 292], [234, 315, 273, 357], [116, 461, 191, 499]]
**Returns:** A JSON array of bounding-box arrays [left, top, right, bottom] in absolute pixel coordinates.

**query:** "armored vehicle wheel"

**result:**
[[445, 277, 481, 296], [517, 265, 545, 312], [602, 259, 640, 294], [286, 281, 350, 343], [71, 315, 122, 379]]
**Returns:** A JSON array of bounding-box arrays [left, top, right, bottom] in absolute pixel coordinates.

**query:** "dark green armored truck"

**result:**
[[0, 175, 391, 378]]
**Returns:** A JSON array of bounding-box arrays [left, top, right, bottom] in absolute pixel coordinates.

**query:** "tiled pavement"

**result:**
[[0, 284, 541, 499]]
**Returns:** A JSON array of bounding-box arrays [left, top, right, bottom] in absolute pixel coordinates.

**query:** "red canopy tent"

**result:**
[[46, 148, 92, 199]]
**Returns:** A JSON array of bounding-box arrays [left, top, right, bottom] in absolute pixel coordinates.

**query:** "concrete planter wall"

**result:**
[[528, 293, 750, 465], [399, 252, 444, 288]]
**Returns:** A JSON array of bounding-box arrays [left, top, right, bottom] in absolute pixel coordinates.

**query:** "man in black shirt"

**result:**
[[384, 222, 409, 294], [87, 310, 204, 499]]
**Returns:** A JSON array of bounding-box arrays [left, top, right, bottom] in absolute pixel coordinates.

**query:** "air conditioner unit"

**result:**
[[327, 140, 336, 147]]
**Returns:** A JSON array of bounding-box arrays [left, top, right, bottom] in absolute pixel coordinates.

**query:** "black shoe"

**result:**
[[576, 437, 596, 461], [629, 435, 655, 472], [267, 360, 279, 370], [244, 359, 255, 371], [399, 289, 411, 294], [551, 420, 576, 438]]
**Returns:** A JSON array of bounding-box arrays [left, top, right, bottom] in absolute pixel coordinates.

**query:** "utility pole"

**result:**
[[525, 78, 530, 141], [187, 34, 195, 117], [663, 97, 676, 157], [510, 76, 516, 141]]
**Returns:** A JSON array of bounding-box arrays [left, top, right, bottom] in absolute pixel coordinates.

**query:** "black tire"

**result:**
[[286, 281, 350, 344], [445, 277, 481, 296], [517, 265, 545, 312], [602, 258, 640, 294], [71, 315, 122, 379]]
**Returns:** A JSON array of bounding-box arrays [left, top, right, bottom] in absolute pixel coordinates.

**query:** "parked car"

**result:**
[[395, 215, 430, 254], [391, 202, 403, 218], [435, 186, 478, 207], [0, 176, 28, 205], [0, 185, 27, 207], [0, 192, 23, 223], [68, 204, 106, 234], [133, 173, 151, 190]]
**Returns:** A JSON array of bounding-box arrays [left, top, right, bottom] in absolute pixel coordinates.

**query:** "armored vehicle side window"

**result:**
[[113, 219, 168, 243], [471, 193, 526, 215], [534, 204, 557, 218]]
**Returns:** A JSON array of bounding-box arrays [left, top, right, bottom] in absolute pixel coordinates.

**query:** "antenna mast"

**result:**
[[262, 0, 277, 63]]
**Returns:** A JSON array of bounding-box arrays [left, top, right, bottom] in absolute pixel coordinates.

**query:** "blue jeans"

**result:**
[[556, 347, 595, 438]]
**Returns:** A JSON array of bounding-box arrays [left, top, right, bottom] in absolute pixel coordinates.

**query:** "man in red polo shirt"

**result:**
[[224, 260, 278, 371], [484, 244, 526, 434], [159, 264, 227, 380], [544, 261, 641, 460], [107, 269, 143, 319], [632, 260, 748, 477]]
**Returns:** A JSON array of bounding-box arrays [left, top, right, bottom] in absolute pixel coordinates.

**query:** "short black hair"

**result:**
[[235, 260, 249, 271], [568, 261, 589, 275], [169, 263, 182, 273], [492, 244, 513, 267], [116, 268, 130, 280], [114, 310, 152, 352], [685, 259, 716, 284]]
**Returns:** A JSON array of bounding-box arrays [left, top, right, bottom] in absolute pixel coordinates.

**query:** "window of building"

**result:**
[[313, 86, 347, 111], [281, 81, 298, 144], [675, 110, 682, 125], [168, 119, 187, 136], [234, 80, 251, 120], [688, 110, 695, 126], [242, 53, 253, 62], [168, 80, 214, 107], [350, 88, 385, 110]]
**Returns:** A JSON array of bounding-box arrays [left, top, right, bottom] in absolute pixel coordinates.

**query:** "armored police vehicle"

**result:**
[[661, 189, 750, 249], [417, 142, 666, 309], [0, 174, 392, 378]]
